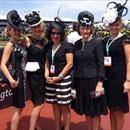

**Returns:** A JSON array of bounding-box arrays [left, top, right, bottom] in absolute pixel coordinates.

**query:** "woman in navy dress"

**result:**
[[24, 11, 47, 130], [71, 11, 108, 130], [102, 1, 130, 129], [1, 10, 26, 130], [45, 17, 74, 130]]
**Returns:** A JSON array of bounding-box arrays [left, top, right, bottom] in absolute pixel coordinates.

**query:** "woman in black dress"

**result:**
[[24, 11, 47, 130], [102, 1, 130, 129], [1, 10, 26, 130], [71, 11, 108, 130], [45, 17, 74, 130]]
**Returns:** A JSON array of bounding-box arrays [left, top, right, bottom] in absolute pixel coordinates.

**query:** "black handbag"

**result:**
[[0, 46, 18, 84]]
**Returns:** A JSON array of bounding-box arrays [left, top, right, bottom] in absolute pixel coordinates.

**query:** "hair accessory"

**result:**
[[7, 10, 23, 31], [78, 11, 94, 26], [54, 17, 67, 30], [25, 11, 43, 27], [102, 0, 128, 26]]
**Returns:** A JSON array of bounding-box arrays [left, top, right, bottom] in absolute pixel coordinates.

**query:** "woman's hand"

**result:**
[[95, 82, 104, 96], [10, 79, 19, 88], [124, 81, 130, 93], [47, 76, 60, 84]]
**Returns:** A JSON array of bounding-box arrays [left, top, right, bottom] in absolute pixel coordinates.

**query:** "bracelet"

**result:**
[[58, 74, 64, 79]]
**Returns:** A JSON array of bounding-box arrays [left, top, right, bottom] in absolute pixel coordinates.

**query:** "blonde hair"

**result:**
[[6, 24, 12, 36]]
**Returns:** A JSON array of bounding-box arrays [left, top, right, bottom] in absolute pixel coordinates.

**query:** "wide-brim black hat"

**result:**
[[7, 10, 23, 31], [78, 11, 94, 26]]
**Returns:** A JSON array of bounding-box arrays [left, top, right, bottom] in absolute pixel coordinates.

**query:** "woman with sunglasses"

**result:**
[[24, 11, 47, 130], [45, 17, 74, 130], [1, 10, 26, 130]]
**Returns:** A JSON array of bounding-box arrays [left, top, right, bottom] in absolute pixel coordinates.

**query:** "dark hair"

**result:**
[[46, 17, 66, 42]]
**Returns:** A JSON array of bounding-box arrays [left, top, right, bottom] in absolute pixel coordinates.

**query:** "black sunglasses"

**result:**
[[51, 32, 61, 35]]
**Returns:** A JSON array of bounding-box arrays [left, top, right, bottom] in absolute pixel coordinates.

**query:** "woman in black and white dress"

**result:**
[[45, 17, 74, 130], [24, 11, 47, 130]]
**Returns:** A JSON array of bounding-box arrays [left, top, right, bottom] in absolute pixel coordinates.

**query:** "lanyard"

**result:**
[[51, 44, 61, 64], [106, 33, 123, 56]]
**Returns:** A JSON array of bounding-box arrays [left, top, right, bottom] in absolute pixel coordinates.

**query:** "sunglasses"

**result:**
[[51, 32, 61, 35]]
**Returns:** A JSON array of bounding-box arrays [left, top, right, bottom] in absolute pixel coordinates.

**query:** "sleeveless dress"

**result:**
[[26, 37, 46, 105], [11, 42, 26, 108], [103, 34, 129, 113]]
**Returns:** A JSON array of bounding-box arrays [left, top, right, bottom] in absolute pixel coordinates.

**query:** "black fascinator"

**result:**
[[7, 10, 23, 31], [25, 11, 43, 27], [102, 0, 128, 26], [53, 17, 67, 31]]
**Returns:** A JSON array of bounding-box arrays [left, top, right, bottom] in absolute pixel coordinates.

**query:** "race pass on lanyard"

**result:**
[[50, 44, 61, 74], [104, 33, 123, 67]]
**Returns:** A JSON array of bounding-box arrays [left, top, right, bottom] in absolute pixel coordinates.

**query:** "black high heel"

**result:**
[[61, 126, 71, 130]]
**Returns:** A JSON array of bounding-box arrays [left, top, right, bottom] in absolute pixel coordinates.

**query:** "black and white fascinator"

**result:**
[[25, 11, 43, 27], [102, 0, 128, 26], [78, 11, 94, 26]]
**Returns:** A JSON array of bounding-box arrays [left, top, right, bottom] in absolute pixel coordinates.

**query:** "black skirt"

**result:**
[[27, 70, 46, 105], [71, 77, 108, 117]]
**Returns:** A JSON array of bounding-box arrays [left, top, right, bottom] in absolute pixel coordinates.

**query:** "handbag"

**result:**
[[0, 45, 18, 84]]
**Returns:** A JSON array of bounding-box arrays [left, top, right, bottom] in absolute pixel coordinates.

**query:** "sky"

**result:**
[[0, 0, 130, 22]]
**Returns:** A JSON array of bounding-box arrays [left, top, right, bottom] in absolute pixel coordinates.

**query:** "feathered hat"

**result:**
[[102, 0, 128, 26]]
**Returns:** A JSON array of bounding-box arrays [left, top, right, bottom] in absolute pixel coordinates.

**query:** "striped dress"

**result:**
[[45, 75, 72, 104], [45, 42, 74, 105]]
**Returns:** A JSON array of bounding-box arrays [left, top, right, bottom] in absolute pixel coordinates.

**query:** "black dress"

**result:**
[[103, 34, 129, 113], [11, 43, 26, 108], [45, 42, 74, 105], [26, 37, 46, 105], [71, 38, 108, 117]]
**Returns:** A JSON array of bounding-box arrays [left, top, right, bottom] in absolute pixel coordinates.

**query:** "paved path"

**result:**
[[0, 99, 130, 130]]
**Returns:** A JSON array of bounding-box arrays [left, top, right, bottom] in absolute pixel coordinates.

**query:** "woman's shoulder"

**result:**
[[62, 41, 74, 52], [74, 39, 82, 46], [5, 41, 15, 49]]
